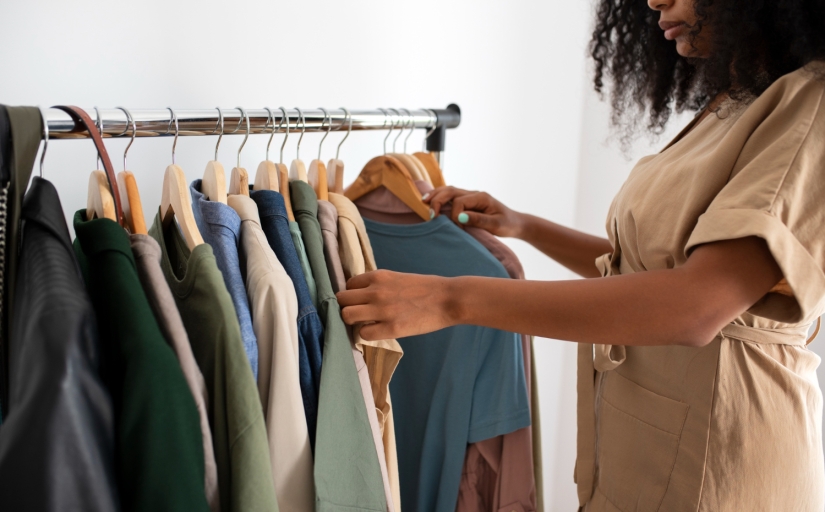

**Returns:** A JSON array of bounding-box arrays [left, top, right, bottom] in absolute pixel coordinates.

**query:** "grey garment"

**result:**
[[317, 200, 347, 294], [289, 221, 318, 308], [130, 234, 220, 512]]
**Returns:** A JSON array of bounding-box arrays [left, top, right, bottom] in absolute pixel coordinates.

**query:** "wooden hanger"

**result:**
[[326, 107, 352, 194], [53, 106, 124, 225], [161, 164, 204, 250], [160, 107, 204, 250], [327, 159, 344, 194], [254, 107, 281, 194], [114, 107, 147, 234], [414, 151, 447, 188], [117, 172, 147, 234], [87, 170, 117, 221], [88, 107, 119, 222], [289, 107, 309, 183], [228, 107, 250, 196], [253, 107, 294, 220], [307, 108, 332, 201], [391, 153, 425, 182], [203, 107, 228, 203], [344, 155, 430, 220], [308, 159, 328, 200]]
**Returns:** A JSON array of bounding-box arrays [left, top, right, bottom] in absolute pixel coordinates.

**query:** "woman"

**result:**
[[338, 0, 825, 510]]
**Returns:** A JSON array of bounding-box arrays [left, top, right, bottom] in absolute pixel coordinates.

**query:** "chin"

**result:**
[[675, 41, 692, 57]]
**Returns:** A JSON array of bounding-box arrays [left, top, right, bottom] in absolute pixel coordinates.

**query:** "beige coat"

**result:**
[[577, 64, 825, 512], [228, 194, 314, 512]]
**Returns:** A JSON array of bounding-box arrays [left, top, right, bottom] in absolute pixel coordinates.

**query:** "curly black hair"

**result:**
[[590, 0, 825, 137]]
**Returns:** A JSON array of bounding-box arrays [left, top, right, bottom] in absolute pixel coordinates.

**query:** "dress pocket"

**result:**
[[595, 371, 689, 512]]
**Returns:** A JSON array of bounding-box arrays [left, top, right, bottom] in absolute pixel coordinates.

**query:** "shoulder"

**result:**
[[751, 62, 825, 114]]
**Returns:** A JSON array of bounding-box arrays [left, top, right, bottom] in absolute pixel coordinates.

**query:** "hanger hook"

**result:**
[[402, 108, 415, 153], [318, 108, 331, 160], [235, 107, 250, 168], [278, 107, 289, 165], [38, 106, 49, 178], [390, 108, 405, 153], [379, 108, 392, 155], [336, 107, 352, 160], [213, 107, 224, 161], [295, 107, 305, 161], [167, 107, 179, 164], [264, 107, 275, 161], [422, 109, 438, 152], [116, 106, 136, 171]]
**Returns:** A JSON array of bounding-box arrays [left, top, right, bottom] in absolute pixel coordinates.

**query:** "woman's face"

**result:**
[[648, 0, 711, 58]]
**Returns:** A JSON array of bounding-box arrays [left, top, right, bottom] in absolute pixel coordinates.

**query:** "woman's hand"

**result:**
[[424, 186, 525, 238], [336, 270, 459, 341]]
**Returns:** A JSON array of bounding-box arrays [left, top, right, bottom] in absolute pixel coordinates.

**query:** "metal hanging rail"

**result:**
[[44, 106, 461, 139]]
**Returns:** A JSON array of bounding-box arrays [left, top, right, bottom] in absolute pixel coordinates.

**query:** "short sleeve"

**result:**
[[686, 75, 825, 323], [468, 328, 530, 443]]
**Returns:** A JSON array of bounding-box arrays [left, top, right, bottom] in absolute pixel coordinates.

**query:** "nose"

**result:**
[[648, 0, 672, 10]]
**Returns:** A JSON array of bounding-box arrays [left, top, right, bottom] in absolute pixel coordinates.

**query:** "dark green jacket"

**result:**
[[290, 181, 387, 512], [74, 211, 209, 512]]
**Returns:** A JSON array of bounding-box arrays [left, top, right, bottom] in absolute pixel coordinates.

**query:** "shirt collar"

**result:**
[[228, 193, 262, 226]]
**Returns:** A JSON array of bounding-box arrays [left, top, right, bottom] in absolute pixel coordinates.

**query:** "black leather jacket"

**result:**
[[0, 177, 120, 511]]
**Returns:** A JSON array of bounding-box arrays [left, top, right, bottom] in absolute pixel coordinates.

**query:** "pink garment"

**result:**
[[356, 181, 537, 512]]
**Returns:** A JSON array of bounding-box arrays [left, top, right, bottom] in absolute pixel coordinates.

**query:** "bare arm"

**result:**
[[337, 236, 783, 347], [424, 187, 611, 278]]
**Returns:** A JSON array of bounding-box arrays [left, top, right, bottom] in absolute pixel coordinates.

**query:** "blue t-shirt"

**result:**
[[250, 189, 324, 449], [190, 180, 258, 380], [364, 215, 531, 512]]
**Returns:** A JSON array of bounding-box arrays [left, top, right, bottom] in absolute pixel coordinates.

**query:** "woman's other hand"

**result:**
[[424, 186, 524, 238], [336, 270, 458, 341]]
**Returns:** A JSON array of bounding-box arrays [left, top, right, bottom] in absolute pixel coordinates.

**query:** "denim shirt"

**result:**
[[250, 189, 324, 448], [190, 180, 258, 380]]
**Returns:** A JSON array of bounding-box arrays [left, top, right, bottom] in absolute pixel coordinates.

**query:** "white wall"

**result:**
[[0, 1, 593, 509]]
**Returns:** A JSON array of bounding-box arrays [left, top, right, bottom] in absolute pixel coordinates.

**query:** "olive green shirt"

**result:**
[[290, 181, 387, 512], [149, 212, 279, 512], [289, 220, 318, 308], [73, 211, 209, 512]]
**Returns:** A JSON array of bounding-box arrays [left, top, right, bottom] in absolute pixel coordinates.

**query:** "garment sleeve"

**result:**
[[685, 77, 825, 323]]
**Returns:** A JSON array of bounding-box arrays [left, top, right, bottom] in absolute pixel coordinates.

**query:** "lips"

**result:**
[[659, 20, 687, 40]]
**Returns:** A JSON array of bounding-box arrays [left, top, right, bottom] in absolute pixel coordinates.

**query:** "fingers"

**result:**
[[450, 193, 497, 230], [336, 287, 372, 307], [343, 271, 376, 291], [359, 322, 394, 341], [340, 304, 382, 325], [423, 186, 472, 218], [452, 210, 497, 231]]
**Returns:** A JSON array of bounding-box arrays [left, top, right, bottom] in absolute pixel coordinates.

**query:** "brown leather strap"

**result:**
[[52, 105, 123, 225]]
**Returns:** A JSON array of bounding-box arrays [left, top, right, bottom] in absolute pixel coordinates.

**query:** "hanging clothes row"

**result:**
[[0, 104, 542, 512]]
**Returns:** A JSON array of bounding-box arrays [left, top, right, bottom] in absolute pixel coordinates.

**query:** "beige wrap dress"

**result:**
[[576, 63, 825, 512]]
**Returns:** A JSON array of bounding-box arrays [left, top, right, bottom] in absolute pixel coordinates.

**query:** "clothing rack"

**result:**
[[43, 104, 461, 165]]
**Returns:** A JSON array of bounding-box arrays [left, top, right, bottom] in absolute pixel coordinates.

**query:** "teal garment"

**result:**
[[363, 215, 531, 512], [289, 220, 318, 309], [73, 211, 209, 512], [290, 181, 387, 512]]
